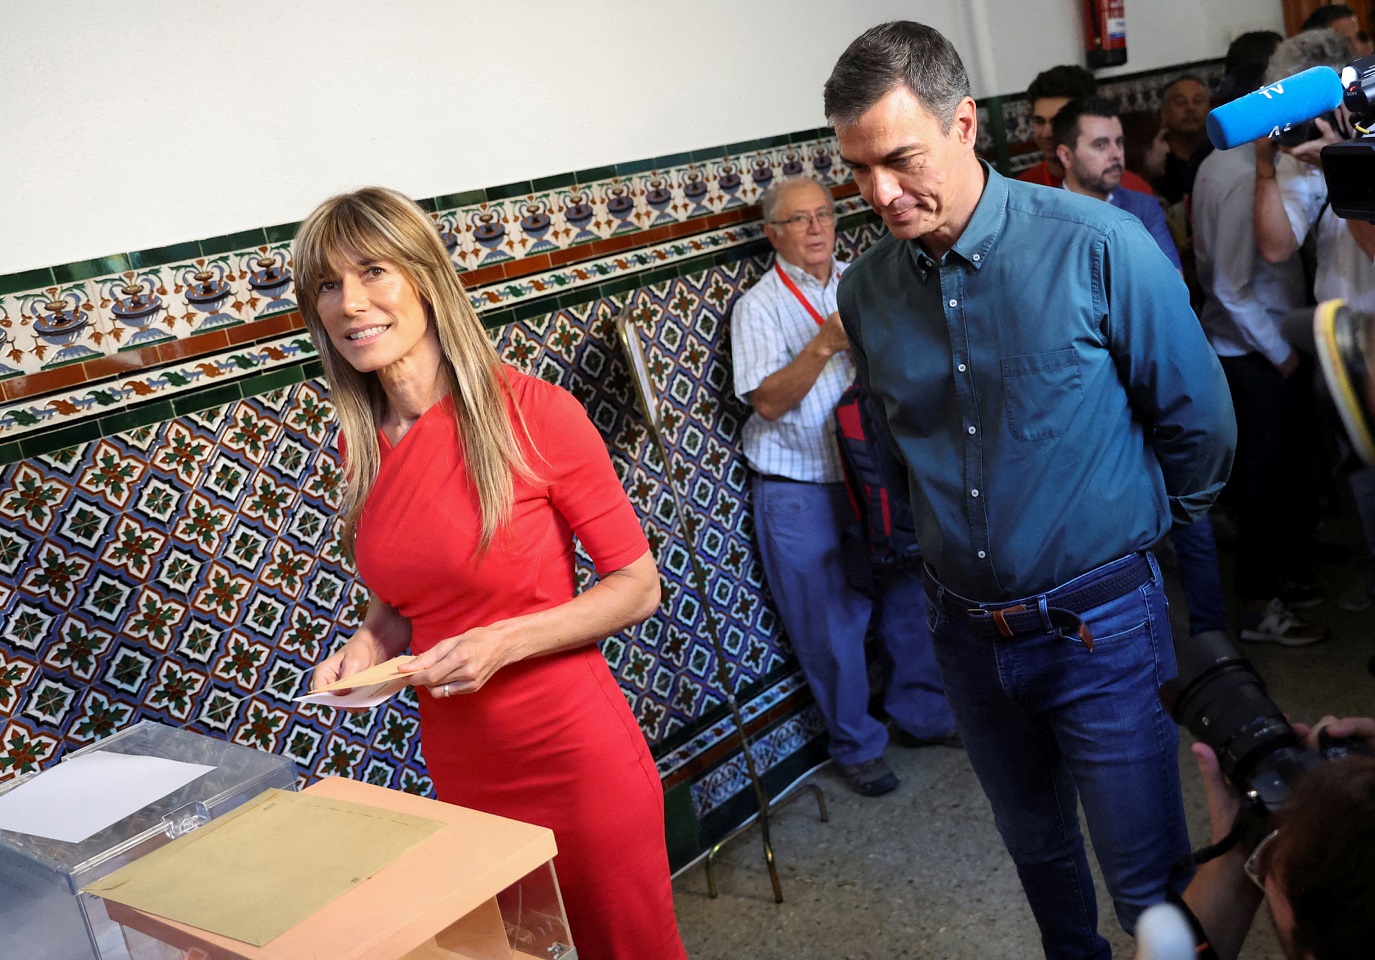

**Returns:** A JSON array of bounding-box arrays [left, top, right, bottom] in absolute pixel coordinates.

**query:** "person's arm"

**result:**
[[1134, 196, 1184, 272], [747, 310, 849, 421], [1349, 218, 1375, 261], [1179, 744, 1265, 960], [399, 550, 659, 695], [1103, 218, 1237, 525], [1253, 138, 1300, 264], [310, 593, 412, 691], [400, 384, 661, 696]]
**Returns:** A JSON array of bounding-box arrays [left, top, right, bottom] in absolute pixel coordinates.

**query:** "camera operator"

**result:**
[[1253, 29, 1375, 313], [1178, 716, 1375, 960]]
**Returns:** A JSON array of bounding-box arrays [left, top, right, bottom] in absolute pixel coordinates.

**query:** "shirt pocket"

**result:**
[[1001, 348, 1083, 442]]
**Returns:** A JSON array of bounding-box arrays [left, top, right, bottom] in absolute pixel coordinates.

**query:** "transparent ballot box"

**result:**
[[0, 721, 297, 960], [100, 777, 576, 960]]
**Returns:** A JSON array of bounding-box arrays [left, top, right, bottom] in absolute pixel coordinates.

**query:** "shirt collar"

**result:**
[[939, 161, 1004, 271], [774, 253, 840, 288]]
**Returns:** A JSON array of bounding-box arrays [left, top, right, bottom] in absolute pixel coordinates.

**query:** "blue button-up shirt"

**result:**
[[838, 165, 1235, 600]]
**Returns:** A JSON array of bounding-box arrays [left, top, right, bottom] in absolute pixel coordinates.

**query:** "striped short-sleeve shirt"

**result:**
[[730, 255, 852, 483]]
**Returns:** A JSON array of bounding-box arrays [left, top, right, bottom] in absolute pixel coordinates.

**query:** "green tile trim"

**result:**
[[531, 171, 577, 192], [128, 243, 200, 270], [663, 781, 700, 870], [264, 222, 301, 244], [200, 228, 268, 257], [724, 133, 793, 155], [433, 188, 486, 211], [486, 179, 534, 201], [301, 358, 325, 380], [0, 439, 24, 465], [480, 307, 516, 331], [172, 380, 243, 417], [0, 266, 56, 296], [511, 297, 558, 323], [614, 157, 658, 177], [239, 363, 307, 399], [573, 165, 616, 185], [652, 151, 694, 169], [99, 400, 175, 437], [52, 255, 132, 284], [19, 418, 102, 459], [690, 145, 726, 162]]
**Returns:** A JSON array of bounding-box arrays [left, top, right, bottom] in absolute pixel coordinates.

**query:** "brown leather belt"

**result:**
[[923, 553, 1155, 652]]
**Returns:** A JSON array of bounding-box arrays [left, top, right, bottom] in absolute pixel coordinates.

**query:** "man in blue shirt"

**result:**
[[1052, 96, 1234, 648], [824, 21, 1236, 960]]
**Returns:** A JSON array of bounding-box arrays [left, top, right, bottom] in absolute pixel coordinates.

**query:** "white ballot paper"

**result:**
[[292, 677, 409, 709], [0, 752, 214, 844]]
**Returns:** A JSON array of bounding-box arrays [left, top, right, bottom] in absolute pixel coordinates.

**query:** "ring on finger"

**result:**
[[442, 682, 452, 698]]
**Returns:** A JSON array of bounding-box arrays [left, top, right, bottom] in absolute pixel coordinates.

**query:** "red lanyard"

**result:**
[[774, 261, 827, 327]]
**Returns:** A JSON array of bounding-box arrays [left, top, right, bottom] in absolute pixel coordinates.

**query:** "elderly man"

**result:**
[[730, 175, 956, 798], [1156, 75, 1211, 204], [825, 21, 1235, 960]]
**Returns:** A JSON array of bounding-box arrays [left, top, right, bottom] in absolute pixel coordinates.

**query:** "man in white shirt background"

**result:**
[[730, 176, 957, 798]]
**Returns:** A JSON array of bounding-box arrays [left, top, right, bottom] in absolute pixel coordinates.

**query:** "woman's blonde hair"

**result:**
[[294, 186, 535, 559]]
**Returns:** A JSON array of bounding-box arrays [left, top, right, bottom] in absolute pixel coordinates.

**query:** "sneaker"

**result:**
[[836, 757, 900, 797], [890, 727, 964, 749], [1239, 598, 1328, 646]]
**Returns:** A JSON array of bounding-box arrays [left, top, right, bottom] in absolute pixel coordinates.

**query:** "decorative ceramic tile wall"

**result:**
[[0, 221, 883, 858], [0, 59, 1215, 866]]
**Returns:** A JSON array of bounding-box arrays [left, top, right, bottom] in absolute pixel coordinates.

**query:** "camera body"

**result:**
[[1159, 631, 1364, 815], [1320, 53, 1375, 222]]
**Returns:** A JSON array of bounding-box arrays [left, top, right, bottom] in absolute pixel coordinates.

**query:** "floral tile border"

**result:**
[[0, 206, 873, 450]]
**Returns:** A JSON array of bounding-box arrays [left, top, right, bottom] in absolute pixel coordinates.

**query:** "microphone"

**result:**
[[1132, 903, 1196, 960], [1205, 66, 1344, 150]]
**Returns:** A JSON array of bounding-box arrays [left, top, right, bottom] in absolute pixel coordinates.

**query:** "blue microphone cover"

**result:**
[[1205, 66, 1344, 150]]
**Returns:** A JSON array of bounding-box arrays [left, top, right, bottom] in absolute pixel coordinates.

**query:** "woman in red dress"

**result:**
[[298, 187, 687, 959]]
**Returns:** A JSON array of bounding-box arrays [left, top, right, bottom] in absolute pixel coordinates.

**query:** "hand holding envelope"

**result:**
[[293, 656, 419, 709]]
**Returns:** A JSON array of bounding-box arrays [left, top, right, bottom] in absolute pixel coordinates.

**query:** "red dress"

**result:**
[[354, 368, 686, 960]]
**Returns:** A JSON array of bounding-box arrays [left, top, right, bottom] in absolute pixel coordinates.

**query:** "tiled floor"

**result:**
[[672, 515, 1374, 959]]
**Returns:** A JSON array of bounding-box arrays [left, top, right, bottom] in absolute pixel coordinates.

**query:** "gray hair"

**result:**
[[824, 21, 970, 131], [1265, 28, 1350, 83], [759, 176, 829, 223]]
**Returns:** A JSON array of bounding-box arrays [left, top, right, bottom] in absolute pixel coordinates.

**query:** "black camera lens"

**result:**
[[1160, 631, 1314, 813]]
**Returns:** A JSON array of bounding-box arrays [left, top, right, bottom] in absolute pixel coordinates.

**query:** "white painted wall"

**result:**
[[0, 0, 1282, 275]]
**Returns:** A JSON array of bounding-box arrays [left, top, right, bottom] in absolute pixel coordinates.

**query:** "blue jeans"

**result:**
[[1168, 515, 1228, 636], [753, 478, 955, 764], [925, 552, 1189, 960]]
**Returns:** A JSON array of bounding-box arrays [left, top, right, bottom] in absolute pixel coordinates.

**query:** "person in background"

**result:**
[[825, 20, 1235, 960], [1053, 96, 1232, 646], [1192, 32, 1327, 647], [1176, 717, 1375, 960], [1018, 64, 1155, 195], [1253, 28, 1375, 615], [1155, 76, 1210, 205], [298, 187, 687, 960], [1300, 3, 1360, 41], [730, 175, 958, 798], [1120, 110, 1170, 186]]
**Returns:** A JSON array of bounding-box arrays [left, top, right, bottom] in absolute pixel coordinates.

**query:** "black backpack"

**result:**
[[834, 381, 922, 596]]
